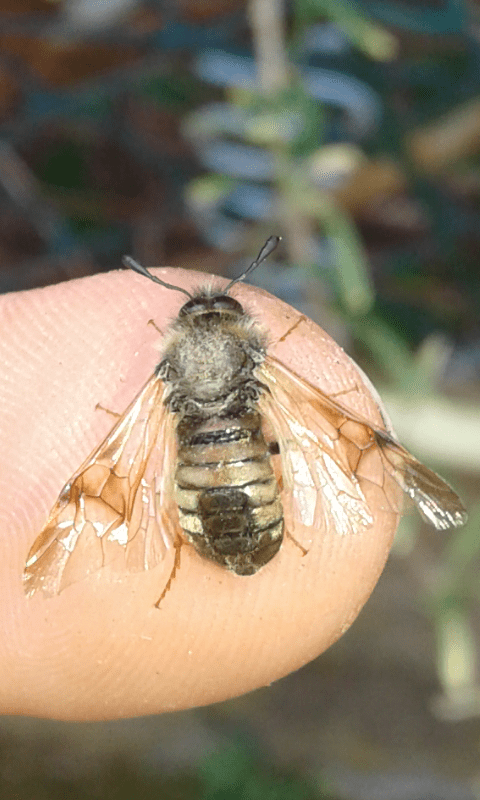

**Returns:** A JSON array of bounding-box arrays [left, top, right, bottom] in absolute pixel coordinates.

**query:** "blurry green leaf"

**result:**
[[200, 745, 331, 799], [443, 501, 480, 589], [420, 504, 480, 716], [235, 85, 325, 156], [320, 206, 375, 315], [435, 604, 476, 694], [412, 335, 452, 387], [185, 175, 237, 212], [294, 0, 398, 60], [349, 314, 433, 392]]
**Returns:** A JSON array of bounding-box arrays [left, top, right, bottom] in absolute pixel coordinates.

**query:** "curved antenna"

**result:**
[[122, 255, 194, 300], [224, 235, 282, 293]]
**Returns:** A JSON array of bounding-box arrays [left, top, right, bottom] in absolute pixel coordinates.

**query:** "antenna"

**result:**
[[123, 235, 281, 297], [223, 236, 282, 292], [122, 255, 194, 300]]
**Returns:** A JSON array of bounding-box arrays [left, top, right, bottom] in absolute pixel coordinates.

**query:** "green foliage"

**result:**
[[200, 744, 334, 800]]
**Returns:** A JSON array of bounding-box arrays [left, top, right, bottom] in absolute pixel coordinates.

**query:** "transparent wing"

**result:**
[[24, 372, 179, 597], [259, 355, 467, 537]]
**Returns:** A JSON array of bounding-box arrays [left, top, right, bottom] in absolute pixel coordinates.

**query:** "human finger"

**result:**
[[0, 266, 399, 720]]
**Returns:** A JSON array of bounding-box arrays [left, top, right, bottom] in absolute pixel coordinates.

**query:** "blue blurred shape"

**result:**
[[194, 50, 381, 136], [223, 184, 273, 220], [196, 141, 274, 180], [301, 23, 351, 55]]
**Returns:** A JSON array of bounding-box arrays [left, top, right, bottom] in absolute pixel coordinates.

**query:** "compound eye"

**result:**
[[210, 295, 243, 314], [178, 297, 208, 316], [179, 294, 243, 316]]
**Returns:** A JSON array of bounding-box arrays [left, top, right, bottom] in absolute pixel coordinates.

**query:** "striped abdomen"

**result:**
[[174, 411, 283, 575]]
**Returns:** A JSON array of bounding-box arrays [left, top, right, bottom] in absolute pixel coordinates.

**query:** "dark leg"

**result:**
[[148, 318, 163, 335], [274, 314, 308, 345], [155, 535, 183, 608], [95, 403, 121, 418], [285, 528, 308, 557]]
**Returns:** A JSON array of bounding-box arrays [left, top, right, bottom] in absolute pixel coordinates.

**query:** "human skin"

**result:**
[[0, 267, 400, 721]]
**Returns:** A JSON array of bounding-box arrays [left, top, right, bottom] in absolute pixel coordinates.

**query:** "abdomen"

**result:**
[[174, 411, 283, 575]]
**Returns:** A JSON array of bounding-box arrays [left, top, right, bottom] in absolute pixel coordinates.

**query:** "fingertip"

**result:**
[[1, 268, 399, 719]]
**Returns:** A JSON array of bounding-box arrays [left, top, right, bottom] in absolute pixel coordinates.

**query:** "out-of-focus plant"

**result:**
[[200, 742, 337, 799], [184, 0, 395, 317]]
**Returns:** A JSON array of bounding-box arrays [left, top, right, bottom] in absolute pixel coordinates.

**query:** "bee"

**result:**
[[23, 237, 467, 604]]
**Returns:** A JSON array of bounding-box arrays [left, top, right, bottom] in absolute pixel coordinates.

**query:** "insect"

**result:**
[[23, 237, 467, 603]]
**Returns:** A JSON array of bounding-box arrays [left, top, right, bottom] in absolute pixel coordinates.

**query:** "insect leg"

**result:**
[[328, 383, 363, 401], [285, 529, 308, 557], [154, 534, 184, 608], [95, 403, 121, 418], [274, 315, 308, 345], [147, 318, 163, 335]]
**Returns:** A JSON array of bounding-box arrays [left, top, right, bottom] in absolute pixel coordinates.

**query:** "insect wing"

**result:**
[[259, 356, 466, 535], [259, 358, 375, 538], [371, 430, 467, 530], [24, 373, 178, 597]]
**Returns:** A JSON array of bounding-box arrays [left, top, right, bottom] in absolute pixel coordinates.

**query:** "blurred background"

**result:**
[[1, 0, 480, 797]]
